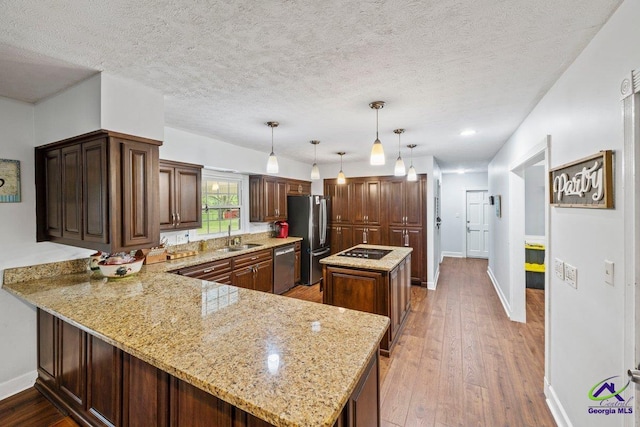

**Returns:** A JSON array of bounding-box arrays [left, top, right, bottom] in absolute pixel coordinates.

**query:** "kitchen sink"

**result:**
[[215, 247, 234, 253], [228, 243, 263, 251]]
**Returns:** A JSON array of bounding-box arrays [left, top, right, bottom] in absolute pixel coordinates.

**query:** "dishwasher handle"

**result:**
[[275, 246, 295, 256]]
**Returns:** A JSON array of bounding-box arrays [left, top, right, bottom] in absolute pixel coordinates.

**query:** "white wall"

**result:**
[[441, 172, 489, 256], [524, 164, 545, 236], [487, 0, 635, 424], [0, 97, 94, 399]]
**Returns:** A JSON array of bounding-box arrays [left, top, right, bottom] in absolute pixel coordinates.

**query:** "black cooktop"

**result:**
[[338, 248, 392, 260]]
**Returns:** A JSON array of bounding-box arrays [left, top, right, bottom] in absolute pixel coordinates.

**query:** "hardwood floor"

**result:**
[[0, 258, 553, 426]]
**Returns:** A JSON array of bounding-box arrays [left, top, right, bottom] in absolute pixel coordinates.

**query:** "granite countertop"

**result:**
[[155, 236, 303, 272], [320, 244, 413, 272], [4, 267, 389, 427]]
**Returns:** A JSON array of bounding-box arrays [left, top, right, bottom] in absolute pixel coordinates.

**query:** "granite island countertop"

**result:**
[[320, 244, 413, 272], [3, 265, 389, 427]]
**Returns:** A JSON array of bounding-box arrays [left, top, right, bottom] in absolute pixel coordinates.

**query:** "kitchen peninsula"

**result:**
[[320, 245, 412, 356], [3, 251, 389, 427]]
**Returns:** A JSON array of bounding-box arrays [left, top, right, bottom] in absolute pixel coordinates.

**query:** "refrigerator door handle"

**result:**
[[312, 247, 331, 256], [319, 198, 327, 246]]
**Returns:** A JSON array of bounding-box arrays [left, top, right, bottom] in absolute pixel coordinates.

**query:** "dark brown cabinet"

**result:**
[[249, 175, 287, 222], [324, 181, 350, 223], [386, 178, 424, 228], [330, 225, 353, 254], [231, 249, 274, 293], [58, 319, 85, 407], [86, 335, 122, 427], [36, 130, 161, 253], [389, 227, 424, 284], [352, 226, 383, 246], [323, 253, 411, 356], [123, 354, 169, 427], [174, 258, 232, 284], [159, 160, 202, 231], [286, 179, 312, 196], [351, 179, 381, 226]]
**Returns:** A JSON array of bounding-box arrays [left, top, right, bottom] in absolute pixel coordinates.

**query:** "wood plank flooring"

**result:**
[[0, 257, 553, 426]]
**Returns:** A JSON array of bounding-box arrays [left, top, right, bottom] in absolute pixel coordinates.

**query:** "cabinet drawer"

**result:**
[[175, 258, 232, 279], [233, 249, 272, 269]]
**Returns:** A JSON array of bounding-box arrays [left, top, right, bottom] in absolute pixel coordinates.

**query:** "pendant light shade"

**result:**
[[266, 121, 279, 174], [337, 152, 346, 185], [393, 129, 406, 176], [407, 144, 417, 182], [369, 101, 386, 165], [310, 140, 320, 180]]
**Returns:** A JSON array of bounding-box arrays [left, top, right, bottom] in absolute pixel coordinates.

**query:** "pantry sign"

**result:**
[[549, 150, 613, 208]]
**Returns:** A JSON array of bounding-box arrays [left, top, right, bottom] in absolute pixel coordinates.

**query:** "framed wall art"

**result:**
[[549, 150, 613, 208], [0, 159, 21, 203]]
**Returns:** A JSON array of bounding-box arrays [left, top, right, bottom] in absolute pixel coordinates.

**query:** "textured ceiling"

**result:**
[[0, 0, 622, 171]]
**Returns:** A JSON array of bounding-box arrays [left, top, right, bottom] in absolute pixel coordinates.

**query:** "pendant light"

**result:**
[[266, 121, 279, 174], [393, 129, 406, 176], [407, 144, 417, 182], [337, 152, 346, 184], [369, 101, 385, 165], [310, 140, 320, 180]]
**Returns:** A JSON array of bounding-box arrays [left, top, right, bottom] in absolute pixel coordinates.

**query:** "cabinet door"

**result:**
[[353, 226, 382, 246], [159, 164, 176, 230], [323, 267, 384, 315], [263, 178, 278, 221], [389, 266, 401, 342], [83, 139, 109, 243], [37, 309, 56, 385], [349, 354, 379, 427], [388, 228, 405, 247], [170, 378, 233, 427], [406, 228, 424, 283], [364, 180, 381, 225], [120, 139, 159, 249], [254, 259, 274, 293], [331, 225, 352, 254], [276, 180, 287, 220], [325, 181, 349, 223], [401, 256, 412, 319], [58, 320, 85, 407], [386, 180, 405, 226], [231, 265, 255, 290], [405, 178, 424, 227], [175, 166, 202, 229], [61, 145, 83, 240], [42, 149, 63, 238], [86, 335, 122, 427], [123, 353, 169, 427], [351, 180, 366, 225]]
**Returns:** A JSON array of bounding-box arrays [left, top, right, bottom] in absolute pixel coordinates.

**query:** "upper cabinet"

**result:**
[[36, 130, 161, 253], [385, 177, 424, 227], [324, 181, 350, 223], [350, 178, 381, 225], [159, 160, 202, 231], [249, 176, 311, 222]]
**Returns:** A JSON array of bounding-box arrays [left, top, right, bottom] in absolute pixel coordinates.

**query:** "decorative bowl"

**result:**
[[98, 257, 144, 278]]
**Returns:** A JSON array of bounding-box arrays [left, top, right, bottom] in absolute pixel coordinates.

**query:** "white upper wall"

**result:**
[[440, 172, 489, 255], [487, 0, 636, 424], [524, 164, 545, 236]]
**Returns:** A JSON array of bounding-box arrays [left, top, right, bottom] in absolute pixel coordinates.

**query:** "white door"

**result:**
[[466, 190, 489, 258]]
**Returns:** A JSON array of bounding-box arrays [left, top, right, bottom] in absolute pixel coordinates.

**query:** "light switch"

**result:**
[[565, 263, 577, 288], [604, 260, 614, 286], [554, 258, 565, 280]]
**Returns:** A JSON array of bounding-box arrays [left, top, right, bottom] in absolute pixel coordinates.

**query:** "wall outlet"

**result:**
[[554, 258, 565, 280], [565, 263, 577, 288], [604, 260, 614, 286], [176, 233, 189, 244]]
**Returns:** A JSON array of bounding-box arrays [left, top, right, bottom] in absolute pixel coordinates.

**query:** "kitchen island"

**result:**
[[320, 245, 412, 356], [3, 263, 389, 427]]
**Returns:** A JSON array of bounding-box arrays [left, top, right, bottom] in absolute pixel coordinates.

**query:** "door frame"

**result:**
[[621, 73, 639, 427], [463, 189, 489, 259]]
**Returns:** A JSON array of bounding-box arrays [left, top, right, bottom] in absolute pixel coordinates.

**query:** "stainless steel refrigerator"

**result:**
[[287, 195, 330, 285]]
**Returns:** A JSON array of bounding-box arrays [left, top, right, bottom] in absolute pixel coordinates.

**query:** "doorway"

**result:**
[[465, 190, 489, 258]]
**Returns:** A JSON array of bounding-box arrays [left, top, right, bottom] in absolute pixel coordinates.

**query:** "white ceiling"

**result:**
[[0, 0, 622, 172]]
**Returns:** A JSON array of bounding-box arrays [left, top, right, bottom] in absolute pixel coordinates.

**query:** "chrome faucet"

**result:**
[[227, 224, 232, 246]]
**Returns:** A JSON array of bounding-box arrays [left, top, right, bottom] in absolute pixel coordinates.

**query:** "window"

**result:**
[[198, 172, 242, 236]]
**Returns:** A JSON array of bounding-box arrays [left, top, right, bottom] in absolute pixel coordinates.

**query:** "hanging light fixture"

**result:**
[[337, 152, 346, 184], [266, 121, 279, 174], [310, 140, 320, 180], [393, 129, 406, 176], [369, 101, 385, 165], [406, 144, 417, 181]]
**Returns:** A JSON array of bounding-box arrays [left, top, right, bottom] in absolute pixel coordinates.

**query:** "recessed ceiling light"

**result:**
[[460, 129, 476, 136], [457, 169, 465, 174]]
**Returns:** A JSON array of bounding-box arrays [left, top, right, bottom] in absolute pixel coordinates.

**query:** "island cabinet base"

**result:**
[[36, 309, 380, 427]]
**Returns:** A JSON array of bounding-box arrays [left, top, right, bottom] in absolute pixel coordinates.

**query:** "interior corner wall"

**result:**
[[0, 97, 94, 398], [441, 172, 489, 256], [487, 0, 635, 424], [427, 159, 442, 287]]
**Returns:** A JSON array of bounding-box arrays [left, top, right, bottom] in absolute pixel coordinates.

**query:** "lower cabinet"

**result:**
[[330, 225, 353, 254], [36, 309, 378, 427], [323, 255, 411, 356], [352, 226, 383, 246], [230, 250, 273, 293]]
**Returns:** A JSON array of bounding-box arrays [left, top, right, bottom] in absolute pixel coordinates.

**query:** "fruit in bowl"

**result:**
[[98, 254, 144, 278]]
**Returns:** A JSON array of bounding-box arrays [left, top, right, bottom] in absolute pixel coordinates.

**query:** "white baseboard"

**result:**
[[0, 370, 37, 400], [429, 267, 440, 290], [486, 266, 511, 318], [441, 251, 463, 260], [545, 377, 572, 427]]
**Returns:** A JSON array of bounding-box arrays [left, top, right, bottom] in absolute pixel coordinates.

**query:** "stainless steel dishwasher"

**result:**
[[273, 244, 296, 294]]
